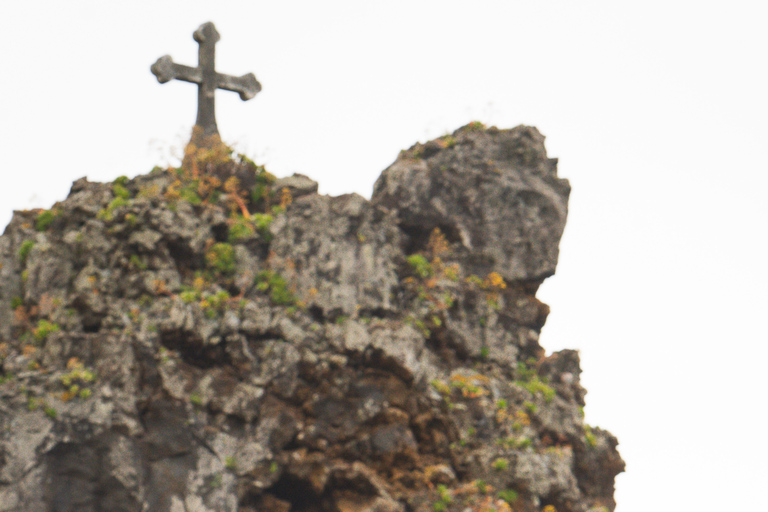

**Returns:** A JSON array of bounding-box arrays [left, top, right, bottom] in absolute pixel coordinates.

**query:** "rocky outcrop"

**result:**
[[0, 123, 623, 512]]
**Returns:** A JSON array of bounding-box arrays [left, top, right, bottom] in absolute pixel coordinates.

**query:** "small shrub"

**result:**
[[33, 320, 60, 342], [497, 489, 518, 504], [466, 121, 486, 131], [18, 240, 35, 265], [205, 243, 236, 274], [35, 209, 58, 232], [406, 254, 432, 278], [255, 271, 297, 306], [180, 289, 200, 303], [521, 378, 556, 403], [112, 182, 131, 200], [228, 218, 255, 242], [491, 458, 509, 471], [251, 213, 273, 239]]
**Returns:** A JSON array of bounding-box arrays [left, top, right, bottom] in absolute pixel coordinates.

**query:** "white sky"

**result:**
[[1, 1, 767, 510]]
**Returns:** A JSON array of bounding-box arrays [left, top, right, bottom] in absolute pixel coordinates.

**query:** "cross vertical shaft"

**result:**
[[195, 23, 220, 136]]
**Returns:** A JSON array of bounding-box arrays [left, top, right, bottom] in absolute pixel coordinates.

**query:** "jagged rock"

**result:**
[[372, 124, 570, 282], [0, 124, 623, 512]]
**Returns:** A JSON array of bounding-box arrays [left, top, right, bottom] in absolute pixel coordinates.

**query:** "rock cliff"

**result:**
[[0, 123, 623, 512]]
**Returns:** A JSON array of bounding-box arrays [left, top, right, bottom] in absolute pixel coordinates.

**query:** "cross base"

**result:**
[[182, 125, 231, 171]]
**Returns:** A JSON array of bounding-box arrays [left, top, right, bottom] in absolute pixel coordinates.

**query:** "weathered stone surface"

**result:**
[[372, 124, 570, 282], [0, 124, 622, 512]]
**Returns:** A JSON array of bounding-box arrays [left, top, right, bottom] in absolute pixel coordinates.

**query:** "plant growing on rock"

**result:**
[[33, 320, 60, 342], [205, 243, 236, 274], [35, 209, 59, 232], [255, 270, 298, 307], [18, 240, 35, 265]]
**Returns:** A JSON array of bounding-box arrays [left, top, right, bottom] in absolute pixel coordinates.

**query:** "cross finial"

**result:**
[[151, 22, 261, 145]]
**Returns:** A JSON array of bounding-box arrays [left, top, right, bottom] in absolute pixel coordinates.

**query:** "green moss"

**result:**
[[205, 243, 236, 274], [585, 425, 597, 447], [18, 240, 35, 265], [10, 297, 23, 309], [35, 209, 58, 232], [224, 456, 237, 471], [190, 393, 203, 406], [33, 320, 60, 342]]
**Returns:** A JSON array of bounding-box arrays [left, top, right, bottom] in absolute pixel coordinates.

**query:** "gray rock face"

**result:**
[[372, 124, 570, 282], [0, 125, 623, 512]]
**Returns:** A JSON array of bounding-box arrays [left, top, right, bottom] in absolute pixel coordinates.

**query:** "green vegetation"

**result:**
[[433, 484, 452, 512], [497, 489, 518, 504], [35, 209, 58, 232], [205, 243, 236, 274], [190, 393, 203, 406], [585, 425, 597, 447], [406, 254, 432, 278], [33, 320, 60, 342], [180, 289, 201, 304], [200, 290, 231, 318], [224, 456, 237, 471], [97, 196, 129, 222], [129, 254, 147, 270], [112, 182, 131, 200], [466, 121, 486, 131], [10, 297, 23, 309], [491, 458, 509, 471], [516, 361, 556, 403], [255, 270, 298, 306], [18, 240, 35, 265]]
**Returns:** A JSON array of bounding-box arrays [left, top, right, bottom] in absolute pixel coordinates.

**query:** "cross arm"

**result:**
[[216, 72, 262, 101], [151, 55, 203, 85]]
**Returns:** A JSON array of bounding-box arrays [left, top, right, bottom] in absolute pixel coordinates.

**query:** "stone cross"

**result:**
[[151, 22, 261, 139]]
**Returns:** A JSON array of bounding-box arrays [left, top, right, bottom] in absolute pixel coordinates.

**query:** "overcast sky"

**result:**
[[1, 2, 767, 510]]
